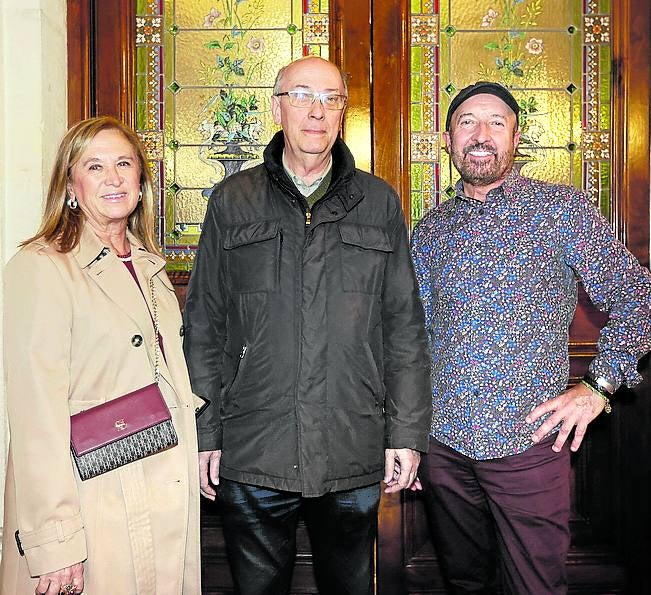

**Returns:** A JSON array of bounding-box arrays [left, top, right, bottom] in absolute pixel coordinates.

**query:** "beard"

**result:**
[[449, 141, 515, 187]]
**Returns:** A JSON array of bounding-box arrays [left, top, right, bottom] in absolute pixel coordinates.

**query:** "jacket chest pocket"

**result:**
[[224, 220, 281, 293], [338, 223, 393, 294]]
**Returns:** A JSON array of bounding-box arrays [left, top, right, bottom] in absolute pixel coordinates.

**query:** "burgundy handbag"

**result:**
[[70, 278, 178, 480]]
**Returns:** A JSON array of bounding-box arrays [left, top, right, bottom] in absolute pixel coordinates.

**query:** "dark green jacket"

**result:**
[[183, 131, 431, 496]]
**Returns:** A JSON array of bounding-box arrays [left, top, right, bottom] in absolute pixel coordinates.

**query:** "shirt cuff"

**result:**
[[588, 353, 643, 392]]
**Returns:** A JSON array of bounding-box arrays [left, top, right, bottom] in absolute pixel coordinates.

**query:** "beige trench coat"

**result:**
[[0, 225, 201, 594]]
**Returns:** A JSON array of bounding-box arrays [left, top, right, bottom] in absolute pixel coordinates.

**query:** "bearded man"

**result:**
[[410, 82, 651, 594]]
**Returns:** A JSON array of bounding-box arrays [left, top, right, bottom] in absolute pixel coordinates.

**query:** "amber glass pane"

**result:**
[[136, 0, 330, 269], [411, 0, 612, 228]]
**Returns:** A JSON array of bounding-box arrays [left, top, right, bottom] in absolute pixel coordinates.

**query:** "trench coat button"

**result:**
[[179, 324, 185, 337], [131, 334, 143, 347]]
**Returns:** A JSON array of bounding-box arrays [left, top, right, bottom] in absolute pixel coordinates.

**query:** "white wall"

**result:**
[[0, 0, 68, 554]]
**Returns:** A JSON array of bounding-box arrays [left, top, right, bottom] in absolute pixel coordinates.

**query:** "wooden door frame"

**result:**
[[67, 0, 135, 126]]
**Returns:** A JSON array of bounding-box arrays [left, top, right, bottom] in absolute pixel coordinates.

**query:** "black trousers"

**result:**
[[217, 479, 381, 595]]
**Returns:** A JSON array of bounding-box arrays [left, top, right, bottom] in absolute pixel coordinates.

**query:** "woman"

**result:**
[[0, 117, 202, 594]]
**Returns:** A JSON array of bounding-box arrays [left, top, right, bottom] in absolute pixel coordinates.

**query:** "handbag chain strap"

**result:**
[[148, 277, 160, 384]]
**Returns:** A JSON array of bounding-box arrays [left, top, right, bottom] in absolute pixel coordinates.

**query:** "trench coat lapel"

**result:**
[[72, 225, 176, 390]]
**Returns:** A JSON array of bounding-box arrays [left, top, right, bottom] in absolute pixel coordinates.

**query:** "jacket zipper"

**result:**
[[228, 344, 248, 395], [277, 229, 283, 286], [305, 209, 311, 226]]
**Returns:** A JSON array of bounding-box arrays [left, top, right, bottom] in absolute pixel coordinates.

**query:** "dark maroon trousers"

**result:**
[[419, 435, 571, 595]]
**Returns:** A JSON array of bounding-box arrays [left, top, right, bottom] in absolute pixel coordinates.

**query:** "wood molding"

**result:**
[[67, 0, 92, 124], [331, 0, 372, 174], [611, 0, 650, 266], [371, 0, 412, 226], [66, 0, 136, 126], [95, 0, 136, 126]]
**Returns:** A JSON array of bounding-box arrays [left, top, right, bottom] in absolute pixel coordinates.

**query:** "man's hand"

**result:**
[[383, 448, 421, 493], [199, 449, 222, 500], [35, 562, 84, 594], [526, 383, 607, 453]]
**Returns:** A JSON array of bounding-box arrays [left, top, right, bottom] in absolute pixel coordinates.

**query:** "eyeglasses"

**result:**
[[274, 90, 348, 111]]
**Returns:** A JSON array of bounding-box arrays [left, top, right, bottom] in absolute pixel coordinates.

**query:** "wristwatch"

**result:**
[[586, 373, 616, 396]]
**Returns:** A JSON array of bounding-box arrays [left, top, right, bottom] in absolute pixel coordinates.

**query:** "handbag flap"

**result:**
[[70, 384, 171, 456]]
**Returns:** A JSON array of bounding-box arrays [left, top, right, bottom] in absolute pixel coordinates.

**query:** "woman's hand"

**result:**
[[35, 563, 84, 594]]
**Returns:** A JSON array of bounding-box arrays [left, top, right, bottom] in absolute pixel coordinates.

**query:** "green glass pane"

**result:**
[[599, 48, 611, 132], [411, 193, 423, 224], [599, 105, 610, 131], [599, 161, 611, 218], [136, 46, 147, 74], [439, 0, 450, 25], [136, 101, 147, 130], [411, 74, 423, 103], [411, 105, 423, 131], [411, 46, 422, 71], [570, 147, 582, 189], [411, 163, 423, 191]]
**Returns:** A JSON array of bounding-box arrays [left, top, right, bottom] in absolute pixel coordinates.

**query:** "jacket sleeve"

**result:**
[[183, 191, 228, 451], [4, 249, 87, 576], [381, 194, 432, 452], [410, 218, 435, 337], [561, 192, 651, 390]]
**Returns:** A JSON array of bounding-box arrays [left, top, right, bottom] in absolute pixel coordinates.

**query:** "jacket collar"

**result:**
[[263, 131, 361, 210], [71, 224, 174, 388], [72, 223, 166, 276]]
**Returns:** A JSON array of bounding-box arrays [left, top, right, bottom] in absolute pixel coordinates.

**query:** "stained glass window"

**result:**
[[136, 0, 330, 270], [410, 0, 612, 228]]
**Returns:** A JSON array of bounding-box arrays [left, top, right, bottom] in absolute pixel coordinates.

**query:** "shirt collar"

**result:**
[[282, 152, 333, 197]]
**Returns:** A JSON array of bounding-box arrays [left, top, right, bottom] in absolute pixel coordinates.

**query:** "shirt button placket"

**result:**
[[470, 208, 483, 456]]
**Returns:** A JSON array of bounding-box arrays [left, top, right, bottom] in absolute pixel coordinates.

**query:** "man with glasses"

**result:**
[[183, 56, 431, 594]]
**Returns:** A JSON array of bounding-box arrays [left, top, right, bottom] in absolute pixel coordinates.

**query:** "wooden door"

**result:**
[[67, 0, 650, 592]]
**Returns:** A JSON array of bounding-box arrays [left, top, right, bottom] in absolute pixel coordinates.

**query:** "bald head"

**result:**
[[273, 56, 348, 96]]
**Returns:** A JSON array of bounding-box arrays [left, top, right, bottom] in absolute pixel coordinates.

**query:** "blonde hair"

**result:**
[[22, 116, 161, 255]]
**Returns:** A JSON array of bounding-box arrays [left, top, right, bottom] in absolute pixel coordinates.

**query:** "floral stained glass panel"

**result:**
[[410, 0, 612, 229], [136, 0, 330, 269]]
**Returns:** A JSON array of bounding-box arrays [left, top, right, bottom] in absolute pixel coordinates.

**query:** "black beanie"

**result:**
[[445, 81, 520, 131]]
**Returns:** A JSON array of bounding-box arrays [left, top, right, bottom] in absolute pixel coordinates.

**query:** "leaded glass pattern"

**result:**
[[410, 0, 612, 228], [136, 0, 330, 269]]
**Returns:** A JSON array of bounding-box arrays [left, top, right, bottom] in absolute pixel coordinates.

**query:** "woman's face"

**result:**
[[68, 128, 141, 229]]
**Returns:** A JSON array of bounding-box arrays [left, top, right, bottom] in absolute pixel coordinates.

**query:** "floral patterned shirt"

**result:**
[[411, 173, 651, 459]]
